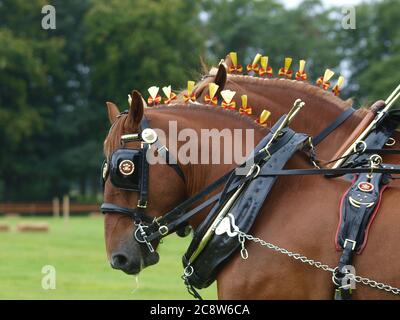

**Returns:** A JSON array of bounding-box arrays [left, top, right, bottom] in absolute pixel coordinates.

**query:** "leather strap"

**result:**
[[313, 106, 356, 146], [100, 202, 154, 223]]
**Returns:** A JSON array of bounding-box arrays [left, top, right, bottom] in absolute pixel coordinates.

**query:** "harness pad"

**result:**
[[183, 132, 308, 289], [335, 172, 389, 254]]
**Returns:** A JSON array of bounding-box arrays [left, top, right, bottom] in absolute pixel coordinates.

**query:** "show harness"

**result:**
[[101, 102, 400, 300]]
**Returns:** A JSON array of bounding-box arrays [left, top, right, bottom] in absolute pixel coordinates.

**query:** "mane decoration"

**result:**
[[239, 94, 252, 115], [162, 85, 177, 104], [225, 51, 345, 96], [142, 51, 347, 127], [278, 57, 294, 79], [204, 83, 219, 105], [183, 81, 196, 103], [147, 86, 161, 106], [221, 90, 236, 110], [259, 56, 273, 77]]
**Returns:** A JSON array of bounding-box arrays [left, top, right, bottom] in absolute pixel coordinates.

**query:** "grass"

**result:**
[[0, 216, 217, 300]]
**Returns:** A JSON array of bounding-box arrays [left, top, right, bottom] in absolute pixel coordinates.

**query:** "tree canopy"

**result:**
[[0, 0, 398, 201]]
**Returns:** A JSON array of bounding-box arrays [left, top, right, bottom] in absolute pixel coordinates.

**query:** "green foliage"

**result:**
[[84, 0, 205, 106], [200, 0, 343, 79], [339, 0, 400, 102], [0, 0, 67, 200], [0, 0, 398, 200]]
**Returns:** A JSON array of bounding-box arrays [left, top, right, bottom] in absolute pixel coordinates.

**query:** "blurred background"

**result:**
[[0, 0, 399, 299]]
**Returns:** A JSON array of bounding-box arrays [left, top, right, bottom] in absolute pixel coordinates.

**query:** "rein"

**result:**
[[101, 101, 400, 299], [101, 108, 400, 244]]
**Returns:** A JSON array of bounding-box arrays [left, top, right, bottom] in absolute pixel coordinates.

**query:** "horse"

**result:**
[[102, 91, 400, 299], [182, 56, 400, 165]]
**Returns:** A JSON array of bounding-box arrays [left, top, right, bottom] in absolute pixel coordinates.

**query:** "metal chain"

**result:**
[[347, 273, 400, 295], [237, 230, 400, 296]]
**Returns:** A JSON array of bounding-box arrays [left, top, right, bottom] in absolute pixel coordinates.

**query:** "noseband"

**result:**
[[101, 114, 185, 237]]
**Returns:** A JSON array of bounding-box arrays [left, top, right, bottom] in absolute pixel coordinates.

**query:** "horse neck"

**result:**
[[146, 106, 267, 196], [226, 76, 366, 160]]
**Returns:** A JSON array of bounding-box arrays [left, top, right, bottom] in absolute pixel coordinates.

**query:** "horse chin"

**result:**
[[143, 251, 160, 269]]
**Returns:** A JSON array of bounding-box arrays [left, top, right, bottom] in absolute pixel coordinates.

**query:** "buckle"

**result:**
[[137, 200, 148, 208], [158, 225, 169, 236], [343, 239, 357, 251]]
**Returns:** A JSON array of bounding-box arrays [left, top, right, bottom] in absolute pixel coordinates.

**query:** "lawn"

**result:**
[[0, 216, 217, 300]]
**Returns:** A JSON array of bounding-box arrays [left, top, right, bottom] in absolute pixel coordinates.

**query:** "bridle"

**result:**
[[100, 108, 400, 256], [100, 113, 185, 250], [100, 111, 256, 251]]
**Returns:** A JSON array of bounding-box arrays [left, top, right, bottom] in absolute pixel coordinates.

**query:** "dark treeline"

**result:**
[[0, 0, 398, 201]]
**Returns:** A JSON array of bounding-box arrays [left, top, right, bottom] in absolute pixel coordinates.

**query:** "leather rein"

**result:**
[[100, 108, 400, 252]]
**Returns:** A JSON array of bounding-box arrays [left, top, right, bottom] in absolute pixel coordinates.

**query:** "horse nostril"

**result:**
[[111, 253, 129, 269]]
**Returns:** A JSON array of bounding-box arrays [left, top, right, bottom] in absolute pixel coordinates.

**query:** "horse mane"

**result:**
[[147, 103, 270, 131], [191, 66, 369, 118], [104, 103, 269, 157]]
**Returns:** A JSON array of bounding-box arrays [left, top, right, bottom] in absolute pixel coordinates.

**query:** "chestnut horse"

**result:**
[[103, 92, 400, 299], [184, 58, 400, 165]]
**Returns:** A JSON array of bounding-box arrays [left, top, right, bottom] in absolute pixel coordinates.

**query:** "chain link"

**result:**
[[347, 273, 400, 295], [237, 230, 400, 296]]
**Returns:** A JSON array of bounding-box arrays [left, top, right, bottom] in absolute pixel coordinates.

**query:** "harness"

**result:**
[[101, 116, 186, 250], [100, 104, 400, 300]]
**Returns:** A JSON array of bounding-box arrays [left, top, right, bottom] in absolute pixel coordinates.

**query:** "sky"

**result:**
[[282, 0, 365, 8]]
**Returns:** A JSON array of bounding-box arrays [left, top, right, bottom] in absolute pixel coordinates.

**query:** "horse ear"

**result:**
[[223, 53, 233, 70], [106, 101, 120, 125], [214, 62, 227, 92], [127, 90, 144, 129]]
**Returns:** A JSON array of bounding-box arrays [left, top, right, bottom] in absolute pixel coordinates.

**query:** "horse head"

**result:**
[[102, 91, 187, 274]]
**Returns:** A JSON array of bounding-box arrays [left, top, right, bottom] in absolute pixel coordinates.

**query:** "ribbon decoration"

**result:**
[[183, 81, 196, 103], [204, 82, 219, 105], [147, 86, 161, 106], [228, 52, 243, 74], [256, 109, 271, 125], [258, 56, 273, 77], [332, 76, 345, 96], [239, 95, 252, 115], [246, 53, 262, 73], [295, 59, 308, 81], [316, 69, 335, 90], [278, 57, 293, 79], [162, 85, 177, 104], [221, 89, 237, 110]]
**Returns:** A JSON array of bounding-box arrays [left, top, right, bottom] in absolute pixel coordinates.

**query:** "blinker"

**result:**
[[108, 148, 143, 191]]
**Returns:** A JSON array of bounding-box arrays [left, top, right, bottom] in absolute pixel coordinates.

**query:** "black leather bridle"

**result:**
[[100, 115, 186, 250], [100, 108, 400, 254]]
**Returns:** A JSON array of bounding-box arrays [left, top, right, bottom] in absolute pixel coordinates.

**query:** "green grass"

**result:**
[[0, 216, 217, 300]]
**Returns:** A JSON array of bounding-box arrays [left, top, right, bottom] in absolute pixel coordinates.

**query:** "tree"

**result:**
[[0, 0, 66, 200], [200, 0, 343, 80], [339, 0, 400, 103]]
